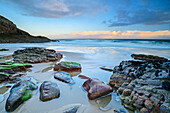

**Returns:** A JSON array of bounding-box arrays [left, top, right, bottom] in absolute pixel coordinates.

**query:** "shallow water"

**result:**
[[0, 39, 170, 113]]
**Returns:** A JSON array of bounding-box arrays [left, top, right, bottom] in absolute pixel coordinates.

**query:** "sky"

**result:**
[[0, 0, 170, 39]]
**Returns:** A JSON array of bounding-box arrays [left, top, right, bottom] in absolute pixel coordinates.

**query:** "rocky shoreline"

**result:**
[[109, 54, 170, 113]]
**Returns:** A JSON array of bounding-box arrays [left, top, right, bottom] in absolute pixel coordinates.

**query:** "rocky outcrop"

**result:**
[[0, 15, 51, 43], [54, 71, 74, 83], [109, 54, 170, 112], [13, 47, 63, 63], [79, 75, 113, 100], [5, 78, 37, 112], [40, 81, 60, 101], [0, 62, 32, 83]]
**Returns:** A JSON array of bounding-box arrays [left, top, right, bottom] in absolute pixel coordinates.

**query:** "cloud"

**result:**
[[104, 0, 170, 26], [8, 0, 107, 18], [50, 30, 170, 39]]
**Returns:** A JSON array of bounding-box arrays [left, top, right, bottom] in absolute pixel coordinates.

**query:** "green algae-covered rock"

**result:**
[[5, 79, 37, 112], [0, 72, 9, 83], [54, 61, 81, 73]]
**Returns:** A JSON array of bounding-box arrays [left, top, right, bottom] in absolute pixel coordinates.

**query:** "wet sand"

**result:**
[[0, 45, 170, 113]]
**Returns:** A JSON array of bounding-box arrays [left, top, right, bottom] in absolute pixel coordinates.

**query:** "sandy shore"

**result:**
[[0, 47, 129, 113]]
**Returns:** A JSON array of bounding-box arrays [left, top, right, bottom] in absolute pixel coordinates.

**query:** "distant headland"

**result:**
[[0, 15, 56, 43]]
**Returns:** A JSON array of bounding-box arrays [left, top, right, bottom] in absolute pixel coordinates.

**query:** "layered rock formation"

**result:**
[[0, 15, 51, 43]]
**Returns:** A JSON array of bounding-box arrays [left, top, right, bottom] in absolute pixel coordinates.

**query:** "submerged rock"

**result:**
[[13, 47, 63, 63], [131, 54, 168, 61], [5, 79, 37, 112], [79, 75, 113, 100], [54, 61, 81, 73], [40, 81, 60, 101], [0, 48, 9, 51], [99, 66, 113, 72], [0, 72, 9, 83], [54, 71, 74, 83]]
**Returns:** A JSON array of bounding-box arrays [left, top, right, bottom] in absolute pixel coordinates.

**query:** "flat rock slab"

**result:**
[[54, 61, 81, 73], [99, 66, 113, 72], [13, 47, 63, 63], [40, 81, 60, 101], [54, 71, 74, 83], [131, 54, 168, 61], [80, 75, 113, 100], [5, 79, 37, 112]]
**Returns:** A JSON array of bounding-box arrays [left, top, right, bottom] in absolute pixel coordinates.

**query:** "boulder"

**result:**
[[5, 79, 37, 112], [40, 81, 60, 101], [54, 71, 74, 83], [79, 75, 113, 100], [13, 47, 63, 63], [54, 61, 81, 73]]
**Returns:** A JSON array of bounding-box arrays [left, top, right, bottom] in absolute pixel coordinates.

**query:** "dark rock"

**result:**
[[13, 47, 63, 63], [5, 79, 37, 112], [79, 75, 113, 100], [0, 72, 9, 83], [54, 71, 74, 83], [131, 54, 168, 61], [0, 48, 9, 51], [162, 81, 170, 91], [123, 89, 132, 96], [40, 81, 60, 101], [54, 61, 81, 73], [99, 66, 113, 72]]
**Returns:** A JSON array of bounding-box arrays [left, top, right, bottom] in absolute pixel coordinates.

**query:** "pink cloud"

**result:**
[[50, 30, 170, 39]]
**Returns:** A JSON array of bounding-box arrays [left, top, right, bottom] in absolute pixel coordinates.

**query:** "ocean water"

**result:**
[[0, 39, 170, 113]]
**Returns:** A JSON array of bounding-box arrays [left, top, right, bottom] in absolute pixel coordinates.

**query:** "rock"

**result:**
[[0, 48, 9, 51], [13, 47, 63, 63], [5, 79, 37, 112], [134, 97, 145, 109], [162, 81, 170, 91], [54, 61, 81, 73], [140, 107, 149, 113], [123, 89, 132, 96], [0, 62, 32, 82], [99, 66, 113, 72], [144, 100, 153, 110], [54, 71, 74, 83], [0, 15, 51, 43], [79, 75, 113, 100], [131, 54, 168, 61], [160, 102, 170, 113], [0, 72, 9, 83], [40, 81, 60, 101]]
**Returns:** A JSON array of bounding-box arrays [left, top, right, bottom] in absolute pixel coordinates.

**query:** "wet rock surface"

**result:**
[[79, 75, 113, 100], [5, 78, 37, 112], [0, 62, 32, 83], [109, 54, 170, 112], [54, 71, 74, 83], [40, 81, 60, 101], [0, 48, 9, 51], [54, 61, 81, 73], [13, 47, 63, 63]]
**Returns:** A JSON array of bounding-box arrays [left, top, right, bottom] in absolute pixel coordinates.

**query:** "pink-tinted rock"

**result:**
[[80, 75, 113, 100]]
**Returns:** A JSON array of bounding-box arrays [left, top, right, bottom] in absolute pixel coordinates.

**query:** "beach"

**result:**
[[0, 39, 170, 113]]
